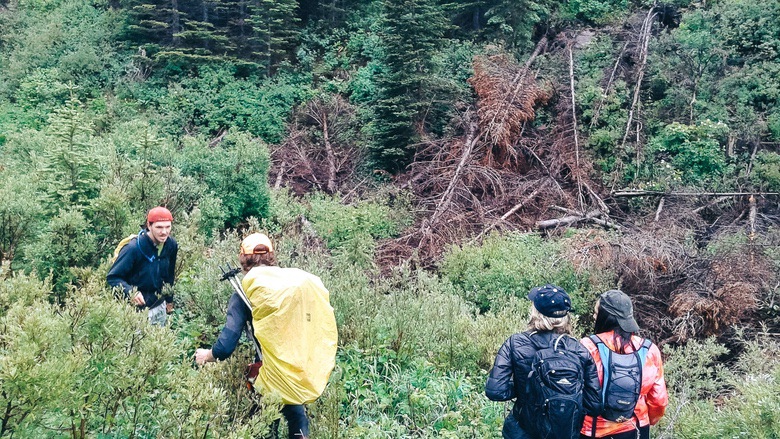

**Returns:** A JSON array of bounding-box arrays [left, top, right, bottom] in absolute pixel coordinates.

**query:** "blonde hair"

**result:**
[[528, 304, 573, 334]]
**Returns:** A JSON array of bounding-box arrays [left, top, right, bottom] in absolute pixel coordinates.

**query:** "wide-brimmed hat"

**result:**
[[528, 284, 572, 318], [599, 289, 640, 333]]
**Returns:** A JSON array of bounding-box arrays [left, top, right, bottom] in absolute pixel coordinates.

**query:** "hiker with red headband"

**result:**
[[107, 206, 178, 325]]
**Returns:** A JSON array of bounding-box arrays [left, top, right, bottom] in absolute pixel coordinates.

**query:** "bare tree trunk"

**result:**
[[612, 190, 780, 197], [274, 161, 285, 189], [654, 197, 665, 221], [568, 43, 584, 211], [428, 122, 480, 227], [322, 111, 337, 193], [620, 8, 655, 177]]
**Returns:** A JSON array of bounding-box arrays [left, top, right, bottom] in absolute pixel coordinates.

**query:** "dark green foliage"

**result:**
[[42, 97, 102, 210], [124, 66, 310, 140], [0, 171, 43, 266], [368, 0, 450, 172], [25, 208, 98, 295], [558, 0, 629, 25], [247, 0, 301, 75], [483, 0, 551, 50], [177, 131, 271, 228], [0, 0, 125, 123], [752, 151, 780, 191], [645, 121, 729, 188]]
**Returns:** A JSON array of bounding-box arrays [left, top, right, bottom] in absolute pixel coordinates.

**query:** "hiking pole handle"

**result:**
[[219, 264, 253, 310]]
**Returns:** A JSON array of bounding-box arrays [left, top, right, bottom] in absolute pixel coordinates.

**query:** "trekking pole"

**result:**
[[219, 263, 262, 361]]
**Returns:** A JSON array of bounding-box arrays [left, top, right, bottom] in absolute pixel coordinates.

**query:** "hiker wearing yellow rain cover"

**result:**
[[195, 233, 337, 439]]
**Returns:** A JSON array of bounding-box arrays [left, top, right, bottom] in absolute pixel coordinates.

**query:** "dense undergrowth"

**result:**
[[2, 0, 780, 437]]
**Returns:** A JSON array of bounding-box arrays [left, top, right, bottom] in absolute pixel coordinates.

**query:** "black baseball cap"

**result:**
[[528, 284, 572, 318], [599, 289, 640, 333]]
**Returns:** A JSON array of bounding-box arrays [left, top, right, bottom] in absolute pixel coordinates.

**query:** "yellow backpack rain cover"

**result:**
[[242, 266, 338, 405]]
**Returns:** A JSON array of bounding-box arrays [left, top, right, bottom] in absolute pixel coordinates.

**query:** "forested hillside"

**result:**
[[1, 0, 780, 437]]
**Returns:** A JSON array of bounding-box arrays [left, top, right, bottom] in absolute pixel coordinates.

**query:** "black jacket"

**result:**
[[211, 292, 254, 360], [486, 331, 602, 422], [106, 231, 177, 309]]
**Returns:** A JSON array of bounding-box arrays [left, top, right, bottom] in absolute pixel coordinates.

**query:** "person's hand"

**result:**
[[195, 349, 215, 366], [132, 292, 146, 306], [166, 302, 174, 314]]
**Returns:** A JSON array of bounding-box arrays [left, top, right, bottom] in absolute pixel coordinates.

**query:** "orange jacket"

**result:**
[[580, 331, 668, 437]]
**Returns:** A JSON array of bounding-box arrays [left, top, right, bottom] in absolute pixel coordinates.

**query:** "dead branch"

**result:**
[[612, 190, 780, 197], [537, 206, 621, 230], [208, 128, 228, 147], [654, 197, 665, 221], [473, 181, 547, 242], [274, 161, 285, 190], [749, 195, 757, 238], [620, 8, 656, 169], [691, 196, 730, 214], [470, 44, 551, 165], [536, 215, 585, 229], [427, 121, 481, 227], [568, 43, 584, 210]]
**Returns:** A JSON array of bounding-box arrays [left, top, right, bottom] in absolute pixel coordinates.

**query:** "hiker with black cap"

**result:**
[[107, 206, 178, 326], [579, 290, 668, 439], [486, 284, 602, 439]]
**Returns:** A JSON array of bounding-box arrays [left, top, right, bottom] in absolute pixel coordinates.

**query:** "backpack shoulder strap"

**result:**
[[553, 334, 567, 351], [637, 338, 652, 367], [135, 231, 156, 263], [589, 334, 612, 404]]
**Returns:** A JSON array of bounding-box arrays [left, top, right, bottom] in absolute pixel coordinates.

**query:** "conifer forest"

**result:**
[[1, 0, 780, 437]]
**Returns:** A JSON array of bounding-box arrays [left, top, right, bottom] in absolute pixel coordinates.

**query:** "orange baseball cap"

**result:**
[[147, 206, 173, 223], [240, 233, 274, 255]]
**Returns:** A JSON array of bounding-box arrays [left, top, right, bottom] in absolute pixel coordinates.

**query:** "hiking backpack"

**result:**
[[589, 335, 653, 423], [520, 333, 586, 439], [111, 234, 138, 264]]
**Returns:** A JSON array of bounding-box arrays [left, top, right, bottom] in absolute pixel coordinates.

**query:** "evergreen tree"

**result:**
[[122, 0, 183, 47], [247, 0, 301, 75], [42, 97, 101, 211], [174, 0, 230, 55], [369, 0, 449, 172]]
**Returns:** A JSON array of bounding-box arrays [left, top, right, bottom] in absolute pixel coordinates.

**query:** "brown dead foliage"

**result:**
[[269, 95, 360, 195], [381, 42, 614, 267], [669, 282, 759, 342], [469, 53, 551, 168]]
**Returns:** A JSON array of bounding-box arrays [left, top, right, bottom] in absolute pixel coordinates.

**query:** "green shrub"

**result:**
[[0, 171, 44, 266], [440, 232, 592, 313], [313, 345, 503, 438], [24, 208, 99, 295], [645, 120, 730, 188], [176, 131, 271, 228], [663, 337, 780, 438], [0, 262, 278, 438], [752, 151, 780, 191], [306, 192, 412, 250]]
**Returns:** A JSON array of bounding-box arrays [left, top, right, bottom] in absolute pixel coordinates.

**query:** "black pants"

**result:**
[[580, 425, 650, 439], [269, 404, 309, 439]]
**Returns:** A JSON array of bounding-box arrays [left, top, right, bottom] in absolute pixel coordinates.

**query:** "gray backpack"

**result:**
[[589, 335, 652, 424]]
